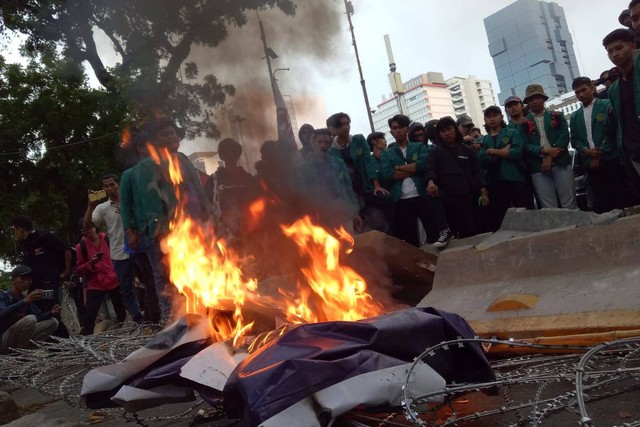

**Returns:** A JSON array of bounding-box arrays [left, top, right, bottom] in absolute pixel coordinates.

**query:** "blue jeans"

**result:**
[[112, 258, 143, 322], [531, 164, 577, 209], [141, 235, 172, 320]]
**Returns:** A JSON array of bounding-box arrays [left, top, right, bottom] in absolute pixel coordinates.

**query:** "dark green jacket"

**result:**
[[328, 134, 378, 194], [380, 141, 428, 202], [525, 110, 571, 170], [120, 152, 210, 237], [608, 52, 640, 156], [570, 98, 618, 169], [299, 153, 359, 216], [478, 127, 526, 184]]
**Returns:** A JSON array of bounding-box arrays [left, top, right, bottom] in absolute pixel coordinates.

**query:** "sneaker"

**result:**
[[433, 228, 452, 248]]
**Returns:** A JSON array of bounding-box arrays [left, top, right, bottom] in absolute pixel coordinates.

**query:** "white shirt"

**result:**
[[399, 146, 419, 199], [582, 102, 595, 149], [92, 200, 128, 261], [534, 113, 551, 149]]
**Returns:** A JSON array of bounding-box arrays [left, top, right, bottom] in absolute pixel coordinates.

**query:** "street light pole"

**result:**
[[273, 67, 290, 81], [343, 0, 374, 133]]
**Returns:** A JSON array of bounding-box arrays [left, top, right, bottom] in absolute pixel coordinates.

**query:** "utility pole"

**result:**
[[343, 0, 374, 133], [258, 13, 278, 109]]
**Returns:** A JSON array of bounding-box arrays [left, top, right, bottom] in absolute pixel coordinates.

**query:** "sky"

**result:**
[[320, 0, 627, 136], [183, 0, 628, 155], [1, 0, 630, 157]]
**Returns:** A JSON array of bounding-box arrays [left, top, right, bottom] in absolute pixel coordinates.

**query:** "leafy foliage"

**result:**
[[0, 0, 296, 138], [0, 55, 128, 258], [0, 0, 298, 261]]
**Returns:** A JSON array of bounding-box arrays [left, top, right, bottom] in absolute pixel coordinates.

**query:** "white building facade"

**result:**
[[373, 72, 456, 136], [446, 75, 497, 128]]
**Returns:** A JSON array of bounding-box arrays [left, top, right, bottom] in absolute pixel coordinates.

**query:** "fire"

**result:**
[[164, 216, 258, 346], [153, 143, 381, 344], [120, 127, 131, 148], [281, 216, 381, 323]]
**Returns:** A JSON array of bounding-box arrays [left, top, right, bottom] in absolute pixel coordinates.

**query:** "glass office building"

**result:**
[[484, 0, 580, 104]]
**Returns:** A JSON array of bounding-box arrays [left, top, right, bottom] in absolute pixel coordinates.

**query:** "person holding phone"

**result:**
[[75, 222, 126, 335], [0, 265, 60, 353]]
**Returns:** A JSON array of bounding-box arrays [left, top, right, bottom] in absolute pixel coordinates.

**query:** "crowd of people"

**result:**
[[2, 1, 640, 352]]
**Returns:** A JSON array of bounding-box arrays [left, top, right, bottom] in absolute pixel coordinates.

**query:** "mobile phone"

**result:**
[[41, 289, 54, 300], [96, 252, 104, 259], [89, 190, 108, 203]]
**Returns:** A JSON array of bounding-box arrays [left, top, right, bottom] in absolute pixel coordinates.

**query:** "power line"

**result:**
[[0, 132, 120, 157]]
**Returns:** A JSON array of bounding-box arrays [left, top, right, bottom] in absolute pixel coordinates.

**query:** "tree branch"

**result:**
[[71, 5, 119, 94]]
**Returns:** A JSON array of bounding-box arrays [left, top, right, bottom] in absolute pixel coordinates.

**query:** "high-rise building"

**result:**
[[484, 0, 580, 104], [446, 75, 497, 128], [372, 72, 455, 136]]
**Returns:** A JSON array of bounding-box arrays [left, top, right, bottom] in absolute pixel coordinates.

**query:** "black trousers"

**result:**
[[622, 158, 640, 207], [361, 192, 395, 234], [131, 252, 161, 323], [81, 287, 126, 335], [394, 196, 448, 247], [586, 159, 627, 213], [439, 191, 476, 239], [486, 180, 533, 232]]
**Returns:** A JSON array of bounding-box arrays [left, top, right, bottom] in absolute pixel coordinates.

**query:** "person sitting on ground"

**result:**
[[75, 222, 126, 335], [11, 215, 71, 338], [0, 265, 60, 353]]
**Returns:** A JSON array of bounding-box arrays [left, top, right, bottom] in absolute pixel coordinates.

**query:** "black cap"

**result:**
[[455, 115, 473, 127], [10, 265, 33, 277], [436, 116, 457, 132], [484, 106, 503, 116]]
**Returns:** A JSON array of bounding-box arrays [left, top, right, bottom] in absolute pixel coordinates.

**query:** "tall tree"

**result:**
[[0, 54, 128, 257], [0, 0, 296, 138]]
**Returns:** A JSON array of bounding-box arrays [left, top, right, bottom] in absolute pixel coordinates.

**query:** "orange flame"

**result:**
[[121, 127, 131, 148], [164, 214, 258, 346], [281, 216, 381, 323], [153, 145, 380, 344]]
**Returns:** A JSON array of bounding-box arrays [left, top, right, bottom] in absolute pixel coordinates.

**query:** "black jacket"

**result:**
[[426, 143, 485, 197]]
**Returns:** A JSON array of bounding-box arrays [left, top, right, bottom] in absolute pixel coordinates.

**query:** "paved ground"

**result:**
[[1, 381, 236, 427], [3, 377, 639, 426]]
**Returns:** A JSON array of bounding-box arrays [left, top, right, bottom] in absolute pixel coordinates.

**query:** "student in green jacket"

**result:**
[[327, 112, 392, 232], [300, 128, 362, 233], [479, 106, 533, 231], [380, 114, 452, 248], [603, 27, 640, 204], [523, 84, 577, 209], [570, 76, 626, 213], [120, 117, 210, 321]]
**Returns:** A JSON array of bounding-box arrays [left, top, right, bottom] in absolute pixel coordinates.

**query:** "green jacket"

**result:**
[[328, 134, 378, 194], [570, 98, 618, 169], [120, 152, 210, 237], [299, 153, 359, 216], [608, 52, 640, 156], [380, 141, 428, 202], [524, 110, 571, 170], [478, 127, 526, 184]]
